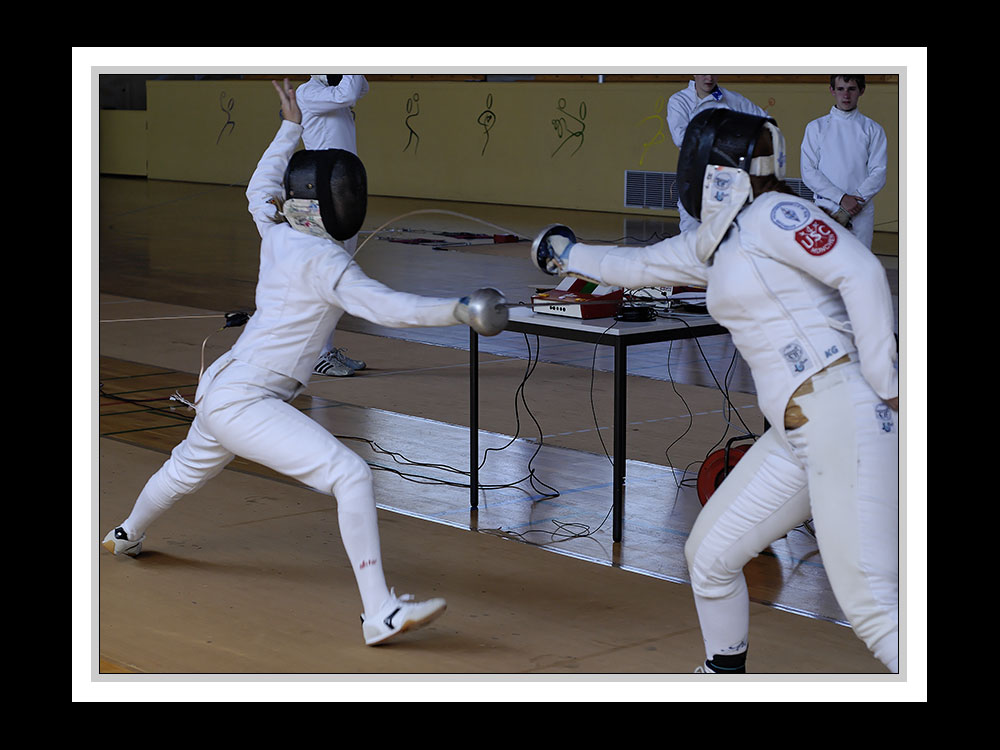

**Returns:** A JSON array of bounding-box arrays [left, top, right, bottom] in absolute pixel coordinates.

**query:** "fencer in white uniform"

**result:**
[[800, 76, 888, 250], [667, 76, 768, 232], [296, 74, 372, 376], [102, 79, 508, 647], [531, 109, 899, 673]]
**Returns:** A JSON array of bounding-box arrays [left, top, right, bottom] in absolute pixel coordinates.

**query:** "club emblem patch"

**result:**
[[795, 219, 838, 256], [875, 403, 896, 433], [781, 341, 809, 373], [770, 201, 811, 230]]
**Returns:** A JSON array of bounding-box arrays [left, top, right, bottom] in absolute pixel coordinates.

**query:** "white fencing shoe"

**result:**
[[362, 589, 447, 645], [102, 526, 145, 556]]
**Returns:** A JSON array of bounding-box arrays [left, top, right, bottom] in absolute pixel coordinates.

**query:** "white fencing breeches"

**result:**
[[120, 355, 391, 615], [684, 360, 898, 672]]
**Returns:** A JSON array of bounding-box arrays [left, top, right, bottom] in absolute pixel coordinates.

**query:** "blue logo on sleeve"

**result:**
[[770, 201, 811, 230]]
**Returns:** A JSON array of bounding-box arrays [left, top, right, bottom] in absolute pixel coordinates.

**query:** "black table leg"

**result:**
[[613, 338, 626, 542], [470, 327, 479, 508]]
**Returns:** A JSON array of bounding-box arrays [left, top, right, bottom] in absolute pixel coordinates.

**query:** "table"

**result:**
[[469, 306, 729, 542]]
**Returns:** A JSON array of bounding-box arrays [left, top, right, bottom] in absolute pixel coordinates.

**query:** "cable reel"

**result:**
[[696, 434, 756, 506]]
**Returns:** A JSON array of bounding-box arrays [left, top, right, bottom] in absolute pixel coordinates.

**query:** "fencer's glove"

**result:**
[[530, 224, 578, 276], [454, 287, 509, 336]]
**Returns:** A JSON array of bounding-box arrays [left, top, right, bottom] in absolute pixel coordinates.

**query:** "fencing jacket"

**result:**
[[296, 75, 369, 152], [234, 119, 460, 386], [560, 192, 898, 434], [800, 106, 888, 214], [666, 81, 768, 148]]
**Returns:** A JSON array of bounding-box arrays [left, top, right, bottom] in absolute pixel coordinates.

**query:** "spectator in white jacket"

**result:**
[[296, 74, 372, 377], [667, 76, 768, 232], [800, 75, 888, 250]]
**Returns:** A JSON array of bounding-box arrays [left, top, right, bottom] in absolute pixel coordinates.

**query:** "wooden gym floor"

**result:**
[[90, 175, 906, 694]]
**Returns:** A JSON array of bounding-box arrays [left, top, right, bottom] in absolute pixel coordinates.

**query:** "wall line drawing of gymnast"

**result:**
[[404, 93, 420, 154], [551, 97, 586, 157]]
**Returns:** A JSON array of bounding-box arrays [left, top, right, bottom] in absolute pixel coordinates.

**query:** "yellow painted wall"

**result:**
[[102, 78, 899, 234], [99, 110, 147, 176]]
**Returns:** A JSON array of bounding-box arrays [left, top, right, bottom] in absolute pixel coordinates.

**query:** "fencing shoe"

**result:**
[[102, 526, 145, 556], [694, 657, 746, 673], [362, 588, 447, 645]]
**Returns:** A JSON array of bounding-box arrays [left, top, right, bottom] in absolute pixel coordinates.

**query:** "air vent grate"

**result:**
[[783, 178, 815, 202], [624, 170, 679, 210], [625, 171, 815, 209]]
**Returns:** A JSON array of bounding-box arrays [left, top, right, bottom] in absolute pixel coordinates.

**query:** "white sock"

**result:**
[[120, 470, 178, 539], [335, 484, 391, 616]]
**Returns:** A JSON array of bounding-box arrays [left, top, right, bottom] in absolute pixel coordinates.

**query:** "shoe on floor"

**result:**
[[102, 526, 145, 556], [694, 659, 746, 673], [330, 347, 366, 371], [313, 350, 354, 377], [361, 589, 446, 645]]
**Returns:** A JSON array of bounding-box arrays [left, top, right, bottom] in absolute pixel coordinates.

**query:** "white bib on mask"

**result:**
[[694, 165, 752, 263], [280, 198, 334, 241]]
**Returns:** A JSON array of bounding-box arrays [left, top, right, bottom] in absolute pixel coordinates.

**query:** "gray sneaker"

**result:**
[[313, 350, 354, 377], [331, 347, 366, 371]]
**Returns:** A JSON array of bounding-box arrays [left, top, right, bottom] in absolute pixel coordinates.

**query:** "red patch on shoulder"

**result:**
[[794, 219, 838, 256]]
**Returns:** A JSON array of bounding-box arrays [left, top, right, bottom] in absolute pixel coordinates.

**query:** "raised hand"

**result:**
[[272, 78, 302, 125]]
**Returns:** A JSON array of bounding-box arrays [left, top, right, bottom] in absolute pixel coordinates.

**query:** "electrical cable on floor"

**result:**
[[650, 311, 759, 490], [99, 330, 562, 496]]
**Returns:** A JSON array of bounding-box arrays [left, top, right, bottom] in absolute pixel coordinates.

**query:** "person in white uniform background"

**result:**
[[102, 79, 508, 647], [667, 75, 768, 232], [800, 75, 888, 250], [530, 108, 899, 674], [296, 74, 371, 377]]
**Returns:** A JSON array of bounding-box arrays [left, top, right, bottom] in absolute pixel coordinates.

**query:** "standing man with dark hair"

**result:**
[[800, 75, 888, 250]]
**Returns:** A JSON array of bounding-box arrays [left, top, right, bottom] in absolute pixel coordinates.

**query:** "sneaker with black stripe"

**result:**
[[102, 526, 145, 556], [331, 347, 366, 371], [361, 588, 447, 645], [313, 350, 354, 377]]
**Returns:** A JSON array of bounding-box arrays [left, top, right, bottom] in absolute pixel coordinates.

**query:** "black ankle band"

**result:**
[[708, 652, 747, 673]]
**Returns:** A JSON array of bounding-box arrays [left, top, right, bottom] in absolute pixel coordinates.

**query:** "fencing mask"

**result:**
[[676, 109, 786, 262], [282, 149, 367, 242], [676, 109, 785, 221]]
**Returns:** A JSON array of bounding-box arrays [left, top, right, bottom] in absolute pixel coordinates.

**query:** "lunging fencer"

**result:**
[[530, 109, 899, 673], [102, 79, 508, 647]]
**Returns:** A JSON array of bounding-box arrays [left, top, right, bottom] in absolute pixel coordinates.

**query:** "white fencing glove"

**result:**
[[530, 224, 579, 276]]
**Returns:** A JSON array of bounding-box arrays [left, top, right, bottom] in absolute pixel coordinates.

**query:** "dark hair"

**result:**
[[829, 74, 866, 90]]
